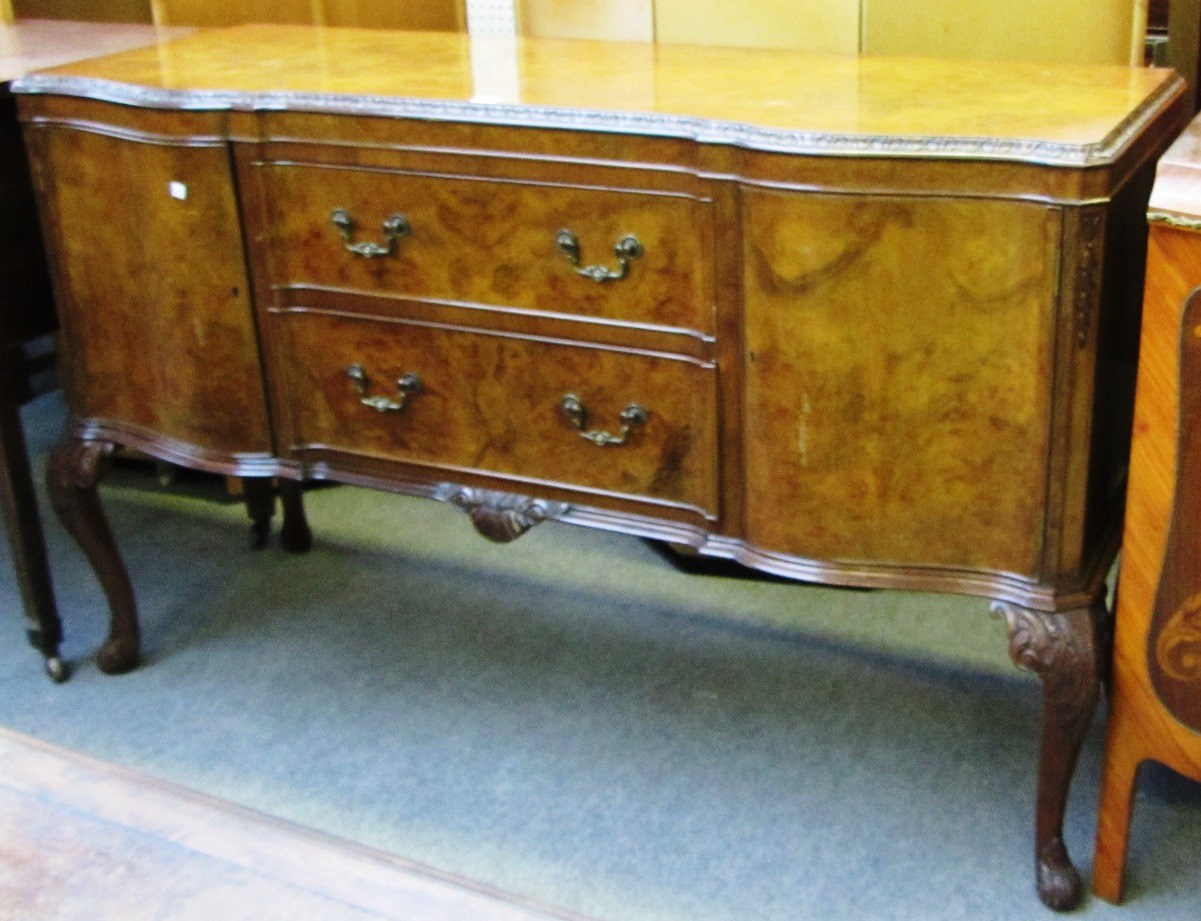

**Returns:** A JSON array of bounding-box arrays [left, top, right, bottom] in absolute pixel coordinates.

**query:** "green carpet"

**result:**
[[1, 392, 1199, 920]]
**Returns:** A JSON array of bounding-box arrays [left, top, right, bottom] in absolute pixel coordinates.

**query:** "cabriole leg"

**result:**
[[46, 435, 139, 675], [992, 596, 1103, 911]]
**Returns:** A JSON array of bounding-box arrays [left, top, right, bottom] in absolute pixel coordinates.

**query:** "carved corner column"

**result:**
[[45, 435, 139, 675], [992, 596, 1104, 911]]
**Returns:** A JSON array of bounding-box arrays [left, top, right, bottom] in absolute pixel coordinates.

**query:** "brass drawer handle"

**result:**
[[331, 208, 411, 258], [560, 393, 647, 446], [555, 229, 642, 282], [347, 364, 422, 412]]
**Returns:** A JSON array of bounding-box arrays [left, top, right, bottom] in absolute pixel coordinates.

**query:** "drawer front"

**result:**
[[256, 163, 712, 333], [275, 311, 718, 514]]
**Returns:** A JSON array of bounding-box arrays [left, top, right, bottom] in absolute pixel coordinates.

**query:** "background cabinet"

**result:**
[[1094, 111, 1201, 903]]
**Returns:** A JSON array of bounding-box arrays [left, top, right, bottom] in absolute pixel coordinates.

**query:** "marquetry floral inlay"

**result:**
[[1156, 591, 1201, 683]]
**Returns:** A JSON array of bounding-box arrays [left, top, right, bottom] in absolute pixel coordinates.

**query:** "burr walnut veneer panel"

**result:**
[[274, 309, 718, 517], [743, 191, 1058, 574], [27, 115, 272, 468], [13, 24, 1187, 910], [257, 162, 713, 333]]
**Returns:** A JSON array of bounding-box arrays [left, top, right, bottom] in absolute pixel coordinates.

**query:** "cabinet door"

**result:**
[[742, 189, 1060, 576], [29, 118, 272, 461]]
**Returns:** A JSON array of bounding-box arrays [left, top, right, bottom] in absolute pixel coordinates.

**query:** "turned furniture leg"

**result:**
[[46, 436, 139, 674], [241, 477, 275, 549], [992, 596, 1103, 911], [242, 478, 310, 552], [0, 373, 66, 682], [278, 479, 312, 554]]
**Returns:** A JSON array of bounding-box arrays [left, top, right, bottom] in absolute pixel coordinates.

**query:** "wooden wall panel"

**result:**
[[151, 1, 318, 27], [863, 0, 1138, 65], [149, 1, 463, 30], [323, 0, 464, 31], [521, 0, 651, 43], [655, 0, 858, 53], [14, 0, 151, 22]]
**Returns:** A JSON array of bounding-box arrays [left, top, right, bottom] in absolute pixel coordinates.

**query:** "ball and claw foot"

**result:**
[[1037, 838, 1082, 911], [96, 637, 140, 675], [43, 656, 70, 683]]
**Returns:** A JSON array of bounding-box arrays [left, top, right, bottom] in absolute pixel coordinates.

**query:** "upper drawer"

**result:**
[[252, 163, 713, 334]]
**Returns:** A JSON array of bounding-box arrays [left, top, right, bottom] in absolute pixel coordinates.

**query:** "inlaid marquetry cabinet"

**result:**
[[1094, 109, 1201, 904], [13, 25, 1185, 909]]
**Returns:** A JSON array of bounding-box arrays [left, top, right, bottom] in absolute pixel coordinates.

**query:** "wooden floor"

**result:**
[[0, 728, 588, 921]]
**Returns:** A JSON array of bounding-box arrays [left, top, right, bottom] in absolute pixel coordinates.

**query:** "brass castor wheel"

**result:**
[[43, 656, 70, 683]]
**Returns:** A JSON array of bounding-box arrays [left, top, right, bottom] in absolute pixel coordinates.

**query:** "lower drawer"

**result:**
[[272, 311, 719, 516]]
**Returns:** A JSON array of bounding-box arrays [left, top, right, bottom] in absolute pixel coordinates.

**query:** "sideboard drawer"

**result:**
[[274, 310, 718, 515], [255, 163, 713, 333]]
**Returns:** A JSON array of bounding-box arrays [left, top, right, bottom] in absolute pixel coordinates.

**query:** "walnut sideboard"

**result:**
[[12, 25, 1185, 910]]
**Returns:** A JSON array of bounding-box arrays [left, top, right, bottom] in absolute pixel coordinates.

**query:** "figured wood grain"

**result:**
[[15, 24, 1178, 162], [0, 19, 192, 83], [0, 18, 196, 681], [1146, 291, 1201, 728], [0, 19, 194, 366], [14, 26, 1182, 606], [1094, 223, 1201, 902], [27, 119, 272, 461], [742, 190, 1058, 576], [256, 161, 713, 333], [274, 310, 717, 515], [15, 36, 1186, 910]]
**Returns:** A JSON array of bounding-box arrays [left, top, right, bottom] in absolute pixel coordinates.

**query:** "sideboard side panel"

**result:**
[[1085, 165, 1158, 576], [26, 115, 272, 458], [742, 189, 1059, 575]]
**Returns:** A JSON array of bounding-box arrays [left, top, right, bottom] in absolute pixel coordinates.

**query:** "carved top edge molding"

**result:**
[[11, 72, 1185, 169], [1148, 209, 1201, 232]]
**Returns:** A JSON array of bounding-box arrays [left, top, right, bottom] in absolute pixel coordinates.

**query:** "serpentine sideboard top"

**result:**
[[10, 23, 1183, 167]]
